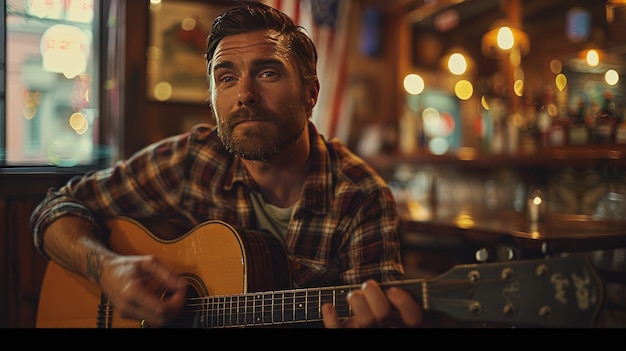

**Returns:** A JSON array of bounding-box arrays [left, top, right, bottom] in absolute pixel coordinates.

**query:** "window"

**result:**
[[2, 0, 120, 172]]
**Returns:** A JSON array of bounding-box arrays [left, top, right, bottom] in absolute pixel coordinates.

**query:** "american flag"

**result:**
[[261, 0, 354, 141]]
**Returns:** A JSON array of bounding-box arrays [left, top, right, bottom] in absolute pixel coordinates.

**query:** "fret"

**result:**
[[200, 296, 209, 328], [222, 296, 232, 327], [305, 289, 320, 320], [282, 291, 295, 323], [294, 290, 307, 322], [209, 296, 215, 326], [271, 292, 283, 324], [222, 295, 232, 327], [218, 296, 225, 326], [260, 292, 272, 325], [329, 287, 351, 318], [236, 294, 246, 327]]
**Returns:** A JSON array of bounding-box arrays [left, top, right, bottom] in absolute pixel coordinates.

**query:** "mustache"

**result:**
[[228, 107, 270, 126]]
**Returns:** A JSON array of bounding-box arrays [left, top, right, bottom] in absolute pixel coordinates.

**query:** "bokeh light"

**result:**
[[403, 74, 425, 95], [605, 69, 619, 86], [448, 53, 467, 75], [497, 27, 514, 50], [454, 80, 473, 100]]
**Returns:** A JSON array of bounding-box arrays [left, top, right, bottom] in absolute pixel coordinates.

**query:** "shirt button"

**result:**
[[293, 262, 302, 270]]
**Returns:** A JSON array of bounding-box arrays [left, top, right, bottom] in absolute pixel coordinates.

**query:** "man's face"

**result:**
[[209, 30, 310, 161]]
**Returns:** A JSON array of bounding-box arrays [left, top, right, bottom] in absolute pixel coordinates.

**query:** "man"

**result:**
[[30, 1, 422, 328]]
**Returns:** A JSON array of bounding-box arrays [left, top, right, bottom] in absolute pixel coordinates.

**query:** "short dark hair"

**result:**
[[205, 1, 318, 87]]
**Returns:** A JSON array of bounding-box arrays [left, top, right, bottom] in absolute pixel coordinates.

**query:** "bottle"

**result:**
[[546, 86, 569, 147], [518, 93, 539, 154], [537, 85, 567, 148], [569, 96, 590, 146], [535, 90, 552, 149], [488, 94, 507, 154], [594, 90, 617, 144], [399, 106, 417, 154], [549, 112, 570, 147]]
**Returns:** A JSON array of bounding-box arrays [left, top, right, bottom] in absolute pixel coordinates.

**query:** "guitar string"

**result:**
[[101, 271, 592, 328], [99, 296, 353, 327], [97, 278, 489, 327]]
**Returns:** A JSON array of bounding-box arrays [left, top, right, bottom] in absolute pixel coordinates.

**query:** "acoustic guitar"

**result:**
[[36, 217, 604, 328]]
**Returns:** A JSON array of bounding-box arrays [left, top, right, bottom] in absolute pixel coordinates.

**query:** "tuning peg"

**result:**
[[541, 242, 551, 257], [475, 247, 489, 263], [496, 244, 518, 261]]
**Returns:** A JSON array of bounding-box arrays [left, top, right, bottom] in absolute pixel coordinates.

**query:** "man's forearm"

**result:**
[[42, 215, 113, 285]]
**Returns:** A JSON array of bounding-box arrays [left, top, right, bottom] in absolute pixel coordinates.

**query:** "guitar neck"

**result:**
[[201, 282, 424, 327], [198, 255, 603, 328]]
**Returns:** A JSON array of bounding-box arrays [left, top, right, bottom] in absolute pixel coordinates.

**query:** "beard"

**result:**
[[217, 104, 306, 161]]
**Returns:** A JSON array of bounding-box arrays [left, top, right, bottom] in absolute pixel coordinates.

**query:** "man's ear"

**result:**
[[309, 78, 320, 109]]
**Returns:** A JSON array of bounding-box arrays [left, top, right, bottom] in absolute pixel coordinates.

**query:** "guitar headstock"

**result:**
[[426, 255, 604, 328]]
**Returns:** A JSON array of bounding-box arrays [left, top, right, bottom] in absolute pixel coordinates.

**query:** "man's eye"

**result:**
[[220, 76, 235, 83], [260, 71, 277, 78]]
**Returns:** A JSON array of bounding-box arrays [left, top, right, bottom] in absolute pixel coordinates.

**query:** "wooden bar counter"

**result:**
[[400, 208, 626, 262]]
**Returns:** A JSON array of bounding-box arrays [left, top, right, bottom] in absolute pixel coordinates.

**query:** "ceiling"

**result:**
[[404, 0, 626, 68]]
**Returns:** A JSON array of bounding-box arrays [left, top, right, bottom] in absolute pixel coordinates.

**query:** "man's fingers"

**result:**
[[140, 257, 187, 291], [322, 280, 423, 328], [322, 303, 340, 328], [387, 286, 423, 327]]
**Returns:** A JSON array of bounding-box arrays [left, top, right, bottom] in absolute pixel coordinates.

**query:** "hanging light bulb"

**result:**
[[481, 20, 529, 58], [497, 27, 514, 50], [586, 49, 600, 66], [447, 52, 467, 75], [605, 69, 620, 85]]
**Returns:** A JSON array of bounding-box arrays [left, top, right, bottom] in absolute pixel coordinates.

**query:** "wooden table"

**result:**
[[400, 210, 626, 262]]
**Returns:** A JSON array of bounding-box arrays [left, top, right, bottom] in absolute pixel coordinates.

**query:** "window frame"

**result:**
[[0, 1, 123, 192]]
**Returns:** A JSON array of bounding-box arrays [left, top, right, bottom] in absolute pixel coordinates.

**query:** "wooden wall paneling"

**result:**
[[9, 199, 46, 328], [1, 198, 47, 328], [123, 1, 218, 159], [123, 1, 151, 157]]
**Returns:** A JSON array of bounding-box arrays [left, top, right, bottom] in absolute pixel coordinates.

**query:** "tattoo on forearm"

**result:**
[[86, 252, 103, 283]]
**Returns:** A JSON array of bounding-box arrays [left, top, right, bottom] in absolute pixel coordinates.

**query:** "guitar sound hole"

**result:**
[[160, 274, 207, 328], [164, 286, 201, 328]]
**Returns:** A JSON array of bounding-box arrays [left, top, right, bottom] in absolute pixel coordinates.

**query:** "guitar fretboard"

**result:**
[[204, 287, 355, 327]]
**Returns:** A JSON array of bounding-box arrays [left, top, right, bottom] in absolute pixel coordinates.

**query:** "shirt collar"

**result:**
[[223, 121, 332, 215]]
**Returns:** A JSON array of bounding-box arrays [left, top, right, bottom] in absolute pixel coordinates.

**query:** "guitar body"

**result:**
[[36, 217, 290, 328], [37, 261, 104, 328]]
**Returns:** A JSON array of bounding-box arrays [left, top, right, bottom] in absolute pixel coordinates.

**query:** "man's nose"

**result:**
[[237, 76, 256, 106]]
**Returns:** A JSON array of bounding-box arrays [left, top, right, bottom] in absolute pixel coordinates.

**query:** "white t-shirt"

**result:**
[[249, 190, 296, 241]]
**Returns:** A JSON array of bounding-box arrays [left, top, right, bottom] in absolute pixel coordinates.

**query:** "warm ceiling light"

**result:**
[[447, 52, 467, 75], [605, 69, 620, 85], [454, 80, 473, 100], [403, 74, 425, 95], [481, 20, 529, 58], [497, 27, 515, 50], [555, 73, 567, 92], [586, 49, 600, 66]]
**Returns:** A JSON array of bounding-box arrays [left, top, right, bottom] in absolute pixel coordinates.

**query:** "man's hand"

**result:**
[[100, 255, 188, 327], [321, 279, 423, 328]]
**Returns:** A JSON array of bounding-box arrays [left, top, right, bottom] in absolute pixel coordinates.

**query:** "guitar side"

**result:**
[[37, 261, 104, 328], [36, 217, 289, 328]]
